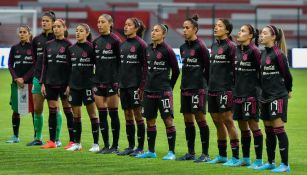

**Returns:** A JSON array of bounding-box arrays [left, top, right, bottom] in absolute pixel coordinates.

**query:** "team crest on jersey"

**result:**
[[82, 52, 88, 57], [106, 43, 111, 49], [265, 57, 271, 65], [182, 51, 185, 55], [72, 52, 75, 56], [218, 48, 224, 54], [95, 45, 98, 48], [242, 53, 248, 61], [190, 49, 195, 56], [26, 49, 32, 55], [156, 51, 162, 60], [130, 46, 136, 53], [59, 47, 65, 53], [16, 50, 20, 54], [48, 48, 52, 52]]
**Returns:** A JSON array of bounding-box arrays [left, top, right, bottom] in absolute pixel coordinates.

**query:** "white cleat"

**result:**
[[89, 144, 100, 152], [66, 143, 82, 151]]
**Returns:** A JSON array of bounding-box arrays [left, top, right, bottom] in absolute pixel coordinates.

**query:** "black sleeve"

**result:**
[[167, 46, 180, 89], [199, 42, 210, 84], [276, 53, 293, 92], [8, 46, 18, 79], [40, 46, 48, 84]]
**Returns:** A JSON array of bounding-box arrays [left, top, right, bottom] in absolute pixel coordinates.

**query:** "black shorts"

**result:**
[[233, 97, 260, 121], [94, 83, 118, 97], [261, 96, 288, 122], [180, 89, 206, 114], [68, 88, 95, 106], [119, 87, 141, 110], [142, 91, 174, 119], [208, 91, 233, 113], [45, 85, 68, 101]]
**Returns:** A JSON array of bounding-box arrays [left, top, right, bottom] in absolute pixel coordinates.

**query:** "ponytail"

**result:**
[[244, 24, 259, 46], [278, 28, 287, 56], [267, 25, 287, 55], [219, 18, 233, 40], [129, 17, 146, 38]]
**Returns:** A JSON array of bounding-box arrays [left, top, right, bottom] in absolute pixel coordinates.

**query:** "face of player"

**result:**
[[183, 20, 197, 40], [76, 25, 88, 43], [18, 27, 30, 43], [53, 20, 65, 39], [260, 27, 275, 47], [237, 25, 252, 45], [41, 16, 53, 33], [124, 19, 137, 38], [151, 25, 165, 43], [97, 16, 111, 35], [214, 20, 229, 39]]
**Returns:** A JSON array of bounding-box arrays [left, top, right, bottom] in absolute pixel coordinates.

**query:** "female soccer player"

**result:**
[[7, 25, 34, 143], [207, 19, 240, 166], [135, 24, 179, 160], [232, 24, 263, 167], [176, 15, 210, 162], [65, 24, 99, 151], [117, 17, 147, 156], [40, 19, 74, 149], [30, 11, 63, 146], [255, 25, 292, 173], [92, 14, 121, 153]]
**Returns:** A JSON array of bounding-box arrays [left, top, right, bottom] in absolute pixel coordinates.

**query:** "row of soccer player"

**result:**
[[7, 11, 292, 173]]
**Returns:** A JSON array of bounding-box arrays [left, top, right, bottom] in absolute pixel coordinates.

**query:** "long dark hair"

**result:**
[[244, 24, 259, 46], [185, 14, 199, 34], [128, 17, 146, 38], [218, 18, 233, 40], [78, 23, 92, 42]]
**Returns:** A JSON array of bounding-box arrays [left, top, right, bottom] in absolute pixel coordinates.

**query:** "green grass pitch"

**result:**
[[0, 69, 306, 175]]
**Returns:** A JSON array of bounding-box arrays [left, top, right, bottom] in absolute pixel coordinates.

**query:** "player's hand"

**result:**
[[64, 86, 70, 96], [137, 88, 144, 101], [15, 78, 24, 88], [41, 84, 46, 97], [288, 91, 292, 99]]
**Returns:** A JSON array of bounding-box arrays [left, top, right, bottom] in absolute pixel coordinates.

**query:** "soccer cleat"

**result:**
[[97, 147, 110, 154], [6, 135, 20, 143], [66, 143, 82, 151], [135, 151, 157, 158], [207, 156, 227, 164], [194, 154, 211, 163], [55, 140, 62, 147], [176, 153, 196, 161], [247, 159, 263, 169], [64, 141, 75, 149], [88, 144, 100, 152], [231, 157, 251, 167], [162, 151, 176, 160], [26, 139, 43, 146], [271, 163, 290, 173], [129, 148, 144, 157], [41, 140, 57, 149], [117, 147, 134, 156], [254, 162, 276, 170], [223, 157, 240, 166]]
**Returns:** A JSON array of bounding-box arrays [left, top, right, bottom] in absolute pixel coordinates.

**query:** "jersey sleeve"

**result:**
[[199, 41, 210, 84], [276, 52, 293, 92], [167, 45, 180, 89], [139, 43, 148, 90], [8, 46, 18, 80], [40, 46, 48, 84]]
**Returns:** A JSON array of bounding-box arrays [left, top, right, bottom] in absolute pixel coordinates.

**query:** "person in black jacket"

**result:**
[[92, 14, 122, 154], [232, 24, 263, 168], [65, 23, 99, 152], [7, 25, 34, 143], [30, 11, 64, 147], [255, 25, 292, 173], [176, 15, 210, 163], [207, 19, 240, 165], [40, 19, 74, 149], [135, 24, 179, 160], [117, 18, 147, 156]]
